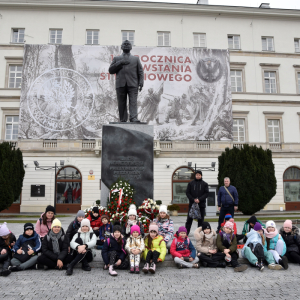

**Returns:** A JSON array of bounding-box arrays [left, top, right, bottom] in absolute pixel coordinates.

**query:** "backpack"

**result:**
[[189, 202, 201, 220], [13, 240, 36, 263], [78, 232, 94, 240]]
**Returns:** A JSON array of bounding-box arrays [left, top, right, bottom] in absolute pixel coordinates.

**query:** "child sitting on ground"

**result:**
[[87, 207, 102, 237], [195, 222, 226, 268], [264, 220, 288, 270], [125, 225, 145, 274], [217, 221, 248, 272], [122, 205, 144, 240], [10, 223, 41, 272], [98, 214, 113, 249], [242, 222, 276, 271], [0, 222, 16, 277], [170, 226, 199, 268], [142, 223, 167, 274], [219, 214, 237, 235], [239, 216, 265, 242], [102, 223, 129, 276], [280, 220, 300, 265]]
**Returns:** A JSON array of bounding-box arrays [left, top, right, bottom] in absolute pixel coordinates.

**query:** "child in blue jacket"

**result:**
[[101, 223, 128, 276], [10, 223, 41, 272], [242, 222, 275, 271], [97, 214, 113, 249], [264, 220, 288, 270]]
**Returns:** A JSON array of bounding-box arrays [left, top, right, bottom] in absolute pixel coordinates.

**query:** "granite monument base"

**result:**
[[101, 123, 153, 207]]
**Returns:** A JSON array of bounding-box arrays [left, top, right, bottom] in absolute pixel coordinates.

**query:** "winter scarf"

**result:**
[[264, 228, 278, 239], [220, 231, 233, 244], [126, 220, 137, 235], [49, 229, 63, 254], [90, 212, 100, 221]]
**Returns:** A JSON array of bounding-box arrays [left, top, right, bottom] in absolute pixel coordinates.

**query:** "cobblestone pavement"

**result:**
[[1, 216, 299, 300]]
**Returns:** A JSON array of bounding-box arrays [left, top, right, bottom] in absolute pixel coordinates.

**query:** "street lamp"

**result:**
[[33, 160, 65, 211], [187, 161, 216, 172]]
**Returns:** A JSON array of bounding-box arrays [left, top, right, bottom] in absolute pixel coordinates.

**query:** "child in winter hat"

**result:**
[[98, 215, 113, 249], [0, 222, 15, 277], [0, 222, 10, 237], [51, 219, 62, 229], [125, 225, 144, 274], [264, 220, 288, 270], [123, 205, 144, 239]]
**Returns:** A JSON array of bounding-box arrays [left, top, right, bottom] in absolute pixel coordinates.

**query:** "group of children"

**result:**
[[1, 204, 300, 277]]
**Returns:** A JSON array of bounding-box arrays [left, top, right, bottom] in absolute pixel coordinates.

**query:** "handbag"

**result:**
[[189, 202, 202, 220]]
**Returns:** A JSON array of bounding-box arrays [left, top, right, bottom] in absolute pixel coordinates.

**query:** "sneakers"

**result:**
[[142, 263, 149, 274], [201, 261, 208, 267], [109, 265, 117, 276], [279, 256, 289, 270], [255, 262, 264, 271], [234, 264, 248, 272], [129, 267, 135, 273], [44, 265, 49, 270], [66, 265, 73, 276], [0, 269, 11, 277], [9, 266, 22, 272], [176, 263, 184, 269], [149, 262, 156, 274], [268, 263, 283, 270], [135, 267, 140, 274]]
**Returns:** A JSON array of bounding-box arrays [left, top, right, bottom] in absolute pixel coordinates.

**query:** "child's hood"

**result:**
[[78, 227, 94, 234]]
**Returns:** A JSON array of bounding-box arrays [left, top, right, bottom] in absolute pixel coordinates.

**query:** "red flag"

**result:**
[[75, 183, 81, 201], [63, 183, 69, 199]]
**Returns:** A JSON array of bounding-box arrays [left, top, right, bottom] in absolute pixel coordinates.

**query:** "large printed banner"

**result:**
[[19, 44, 232, 140]]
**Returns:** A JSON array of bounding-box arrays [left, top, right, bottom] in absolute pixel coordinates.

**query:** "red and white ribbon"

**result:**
[[110, 188, 123, 208]]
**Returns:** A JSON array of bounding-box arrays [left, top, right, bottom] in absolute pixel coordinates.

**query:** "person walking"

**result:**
[[217, 177, 239, 232], [185, 170, 209, 235]]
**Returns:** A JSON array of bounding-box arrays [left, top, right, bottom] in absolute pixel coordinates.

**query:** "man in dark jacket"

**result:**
[[217, 177, 239, 231], [185, 170, 209, 235]]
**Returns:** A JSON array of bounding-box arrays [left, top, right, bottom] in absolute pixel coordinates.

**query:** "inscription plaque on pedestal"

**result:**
[[101, 124, 153, 207]]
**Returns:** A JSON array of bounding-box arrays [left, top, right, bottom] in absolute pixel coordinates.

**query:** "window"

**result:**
[[233, 119, 245, 142], [9, 65, 22, 88], [264, 71, 277, 93], [228, 35, 240, 49], [5, 116, 19, 140], [157, 32, 170, 47], [194, 33, 206, 48], [122, 31, 134, 45], [262, 37, 274, 51], [295, 39, 300, 53], [283, 167, 300, 203], [49, 29, 62, 44], [268, 119, 280, 143], [298, 73, 300, 93], [230, 70, 243, 92], [86, 30, 99, 45], [12, 29, 25, 43]]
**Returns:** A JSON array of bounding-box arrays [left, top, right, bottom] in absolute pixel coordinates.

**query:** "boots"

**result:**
[[66, 254, 82, 276], [142, 263, 149, 274], [217, 261, 227, 268], [135, 266, 140, 274], [9, 266, 22, 272], [82, 258, 91, 271], [129, 266, 135, 273], [149, 262, 156, 274], [109, 265, 118, 276], [278, 256, 288, 270], [0, 269, 11, 277]]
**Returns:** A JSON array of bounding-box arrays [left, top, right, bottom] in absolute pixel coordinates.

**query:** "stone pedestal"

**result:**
[[101, 123, 153, 207]]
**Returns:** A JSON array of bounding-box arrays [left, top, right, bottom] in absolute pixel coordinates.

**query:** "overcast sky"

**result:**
[[129, 0, 300, 9]]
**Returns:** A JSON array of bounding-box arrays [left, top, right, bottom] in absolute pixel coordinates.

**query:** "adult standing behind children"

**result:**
[[217, 177, 239, 232], [185, 170, 209, 235], [35, 205, 56, 240]]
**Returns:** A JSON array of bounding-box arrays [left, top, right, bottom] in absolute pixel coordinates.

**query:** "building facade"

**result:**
[[0, 0, 300, 213]]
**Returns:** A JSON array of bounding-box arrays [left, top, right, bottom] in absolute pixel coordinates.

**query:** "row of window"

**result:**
[[10, 28, 300, 52], [7, 64, 300, 94]]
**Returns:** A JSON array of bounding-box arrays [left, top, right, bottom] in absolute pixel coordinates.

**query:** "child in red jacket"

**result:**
[[87, 207, 102, 237], [170, 226, 199, 268], [219, 214, 237, 235]]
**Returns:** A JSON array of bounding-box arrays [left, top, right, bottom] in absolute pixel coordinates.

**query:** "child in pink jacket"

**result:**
[[35, 205, 56, 240]]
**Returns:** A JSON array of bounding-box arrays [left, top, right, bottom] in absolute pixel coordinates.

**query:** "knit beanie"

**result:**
[[92, 207, 99, 214], [283, 220, 293, 229], [178, 226, 187, 234], [149, 222, 158, 233], [201, 222, 211, 231], [195, 170, 202, 176], [24, 223, 34, 232], [51, 218, 62, 229], [101, 214, 110, 222], [247, 216, 257, 225], [128, 204, 137, 217], [45, 205, 56, 215], [266, 220, 276, 229], [225, 214, 232, 220], [224, 221, 234, 231], [113, 222, 122, 233], [159, 205, 168, 214], [253, 222, 263, 231], [77, 210, 85, 218], [0, 222, 10, 237], [130, 225, 140, 235], [81, 219, 91, 229]]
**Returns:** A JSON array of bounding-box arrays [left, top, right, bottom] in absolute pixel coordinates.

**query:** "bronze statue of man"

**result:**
[[109, 40, 144, 122]]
